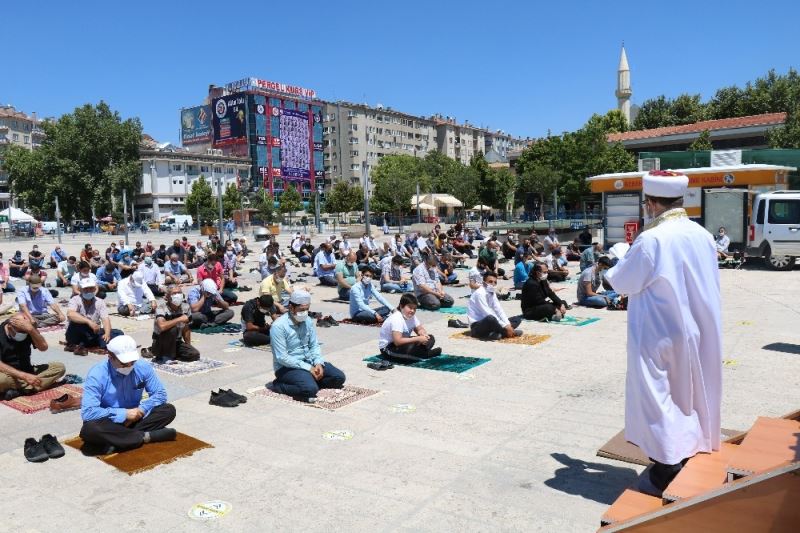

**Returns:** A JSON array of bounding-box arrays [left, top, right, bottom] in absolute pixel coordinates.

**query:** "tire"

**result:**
[[765, 246, 796, 271]]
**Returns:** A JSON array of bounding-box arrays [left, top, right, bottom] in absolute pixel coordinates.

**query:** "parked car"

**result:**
[[40, 221, 65, 234], [747, 190, 800, 270]]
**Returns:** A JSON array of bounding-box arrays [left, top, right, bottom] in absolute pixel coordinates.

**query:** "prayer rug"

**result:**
[[596, 428, 744, 467], [58, 341, 108, 355], [64, 432, 213, 475], [449, 331, 551, 346], [109, 312, 156, 321], [192, 323, 242, 335], [434, 306, 467, 315], [532, 316, 600, 327], [227, 340, 271, 353], [248, 385, 380, 411], [152, 357, 235, 377], [37, 324, 66, 333], [339, 318, 382, 327], [363, 353, 490, 374], [1, 384, 83, 414]]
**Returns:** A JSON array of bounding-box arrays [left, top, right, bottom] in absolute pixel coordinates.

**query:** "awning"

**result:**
[[470, 204, 492, 211], [434, 195, 463, 207], [413, 202, 436, 210]]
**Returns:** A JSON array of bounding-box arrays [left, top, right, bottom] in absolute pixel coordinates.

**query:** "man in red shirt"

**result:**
[[196, 254, 237, 304]]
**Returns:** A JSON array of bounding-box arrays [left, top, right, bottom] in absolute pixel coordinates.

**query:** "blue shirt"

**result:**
[[349, 280, 390, 317], [165, 260, 187, 277], [513, 261, 532, 287], [269, 313, 324, 372], [96, 267, 121, 284], [81, 359, 167, 423], [17, 286, 53, 314], [313, 250, 336, 278]]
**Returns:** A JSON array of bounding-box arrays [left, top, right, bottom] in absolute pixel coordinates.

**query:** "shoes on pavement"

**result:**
[[316, 318, 331, 328], [487, 332, 503, 341], [24, 437, 50, 463], [63, 343, 76, 353], [209, 390, 240, 408], [40, 434, 65, 459], [324, 316, 339, 326], [49, 393, 82, 412], [73, 345, 88, 356], [221, 389, 247, 404], [447, 319, 468, 328], [140, 347, 154, 359]]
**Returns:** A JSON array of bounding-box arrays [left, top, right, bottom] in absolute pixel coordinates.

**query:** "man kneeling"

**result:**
[[378, 294, 441, 361], [269, 290, 346, 400], [349, 269, 391, 324], [468, 271, 521, 340], [150, 287, 200, 364], [80, 335, 176, 454]]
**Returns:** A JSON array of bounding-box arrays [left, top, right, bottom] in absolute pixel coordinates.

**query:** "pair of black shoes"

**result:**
[[25, 434, 65, 463], [209, 389, 247, 408], [447, 319, 468, 328], [316, 316, 339, 327]]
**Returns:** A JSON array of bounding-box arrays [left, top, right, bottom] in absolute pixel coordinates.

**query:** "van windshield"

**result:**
[[767, 200, 800, 224]]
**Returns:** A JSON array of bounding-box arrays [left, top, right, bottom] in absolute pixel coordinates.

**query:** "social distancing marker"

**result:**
[[739, 321, 753, 326], [188, 500, 232, 521], [322, 429, 353, 441], [723, 359, 738, 368], [458, 373, 476, 381], [391, 404, 416, 414]]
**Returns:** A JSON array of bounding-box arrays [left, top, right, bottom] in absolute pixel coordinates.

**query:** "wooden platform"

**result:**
[[600, 488, 664, 526], [662, 443, 737, 502], [727, 417, 800, 480]]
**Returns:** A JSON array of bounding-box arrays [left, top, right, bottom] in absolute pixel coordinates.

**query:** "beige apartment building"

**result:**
[[433, 115, 486, 166], [0, 105, 45, 209]]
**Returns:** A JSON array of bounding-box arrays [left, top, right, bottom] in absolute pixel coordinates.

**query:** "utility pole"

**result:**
[[215, 170, 224, 238], [362, 161, 370, 236], [416, 181, 421, 223], [315, 184, 322, 234], [123, 189, 129, 246], [55, 196, 62, 245]]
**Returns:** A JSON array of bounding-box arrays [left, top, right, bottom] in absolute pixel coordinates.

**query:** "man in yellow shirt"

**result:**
[[259, 264, 293, 314]]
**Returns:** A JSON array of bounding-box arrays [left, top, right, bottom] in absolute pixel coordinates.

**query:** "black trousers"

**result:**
[[649, 459, 687, 491], [243, 330, 270, 346], [151, 328, 200, 361], [382, 335, 437, 360], [79, 403, 176, 452], [470, 316, 521, 338], [522, 303, 557, 321]]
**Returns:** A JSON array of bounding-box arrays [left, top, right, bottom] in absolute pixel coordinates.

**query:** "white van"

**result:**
[[160, 215, 193, 232], [41, 221, 65, 234], [747, 190, 800, 270]]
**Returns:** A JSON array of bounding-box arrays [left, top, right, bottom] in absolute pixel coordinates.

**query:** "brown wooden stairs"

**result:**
[[598, 410, 800, 532]]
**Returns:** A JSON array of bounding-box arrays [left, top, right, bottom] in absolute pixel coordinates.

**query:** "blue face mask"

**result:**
[[81, 292, 96, 301]]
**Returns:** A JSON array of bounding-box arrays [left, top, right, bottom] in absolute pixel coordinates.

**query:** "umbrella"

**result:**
[[100, 216, 114, 222], [470, 204, 492, 211]]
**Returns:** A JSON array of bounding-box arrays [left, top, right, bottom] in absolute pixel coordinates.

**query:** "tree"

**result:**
[[222, 183, 241, 218], [688, 130, 713, 151], [185, 175, 216, 224], [371, 155, 421, 216], [768, 108, 800, 148], [279, 184, 302, 223], [251, 191, 275, 224], [632, 94, 706, 130], [517, 165, 562, 209], [326, 180, 363, 221], [5, 101, 141, 221]]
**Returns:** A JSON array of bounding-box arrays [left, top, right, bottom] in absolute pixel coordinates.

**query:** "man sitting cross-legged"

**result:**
[[378, 293, 441, 361], [468, 271, 522, 340], [412, 253, 455, 310], [117, 271, 157, 317], [79, 335, 177, 455], [65, 278, 123, 356], [241, 294, 280, 347], [268, 290, 346, 401], [0, 314, 65, 401], [187, 279, 234, 329], [164, 253, 193, 286], [521, 263, 568, 322], [17, 275, 65, 329], [149, 286, 200, 365], [335, 251, 360, 301], [349, 269, 391, 324]]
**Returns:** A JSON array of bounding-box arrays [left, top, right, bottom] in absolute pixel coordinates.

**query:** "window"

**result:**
[[227, 167, 234, 174], [350, 150, 359, 157], [12, 133, 19, 141], [23, 135, 29, 144], [173, 164, 182, 171], [349, 137, 359, 144], [350, 124, 358, 131], [214, 167, 222, 173], [351, 164, 361, 171], [767, 199, 800, 224], [200, 165, 210, 173]]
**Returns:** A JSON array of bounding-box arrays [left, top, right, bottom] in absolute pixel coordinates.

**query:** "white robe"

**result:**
[[605, 214, 722, 465]]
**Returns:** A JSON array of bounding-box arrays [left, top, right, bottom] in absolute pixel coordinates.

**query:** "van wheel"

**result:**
[[765, 247, 796, 271]]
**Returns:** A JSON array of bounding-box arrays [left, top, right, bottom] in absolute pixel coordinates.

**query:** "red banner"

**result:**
[[624, 221, 639, 244]]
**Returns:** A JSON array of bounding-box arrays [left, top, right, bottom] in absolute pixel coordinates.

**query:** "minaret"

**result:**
[[616, 44, 632, 124]]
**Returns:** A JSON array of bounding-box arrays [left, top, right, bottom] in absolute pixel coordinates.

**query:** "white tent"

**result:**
[[0, 207, 37, 222], [470, 204, 492, 211]]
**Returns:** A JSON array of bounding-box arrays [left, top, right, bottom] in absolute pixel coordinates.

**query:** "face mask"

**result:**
[[170, 294, 184, 306], [144, 258, 152, 265], [362, 278, 372, 286], [292, 311, 308, 322], [485, 285, 496, 294], [258, 307, 270, 314], [116, 366, 134, 376], [82, 292, 95, 301], [171, 260, 178, 265], [12, 331, 28, 342]]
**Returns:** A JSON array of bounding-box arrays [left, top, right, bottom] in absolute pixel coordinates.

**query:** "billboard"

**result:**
[[180, 105, 212, 145], [212, 93, 247, 146], [279, 108, 311, 180], [224, 77, 316, 100]]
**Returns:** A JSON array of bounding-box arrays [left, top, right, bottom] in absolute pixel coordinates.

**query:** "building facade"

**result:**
[[433, 115, 487, 166], [0, 105, 45, 209], [138, 140, 250, 221], [485, 130, 530, 159]]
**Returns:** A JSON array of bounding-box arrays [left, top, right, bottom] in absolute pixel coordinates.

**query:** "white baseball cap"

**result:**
[[107, 335, 140, 364], [79, 277, 97, 289]]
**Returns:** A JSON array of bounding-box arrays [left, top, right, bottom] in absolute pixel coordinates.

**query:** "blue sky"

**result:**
[[4, 0, 799, 144]]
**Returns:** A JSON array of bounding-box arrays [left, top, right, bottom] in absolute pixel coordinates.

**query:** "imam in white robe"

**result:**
[[605, 210, 722, 465]]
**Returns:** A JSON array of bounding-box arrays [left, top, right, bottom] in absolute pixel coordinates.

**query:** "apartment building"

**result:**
[[322, 102, 438, 191], [485, 129, 530, 159], [0, 105, 45, 209]]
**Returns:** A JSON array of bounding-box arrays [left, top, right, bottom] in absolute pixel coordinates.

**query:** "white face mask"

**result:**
[[292, 311, 309, 322], [170, 293, 184, 306], [12, 331, 28, 342], [362, 278, 372, 286], [485, 285, 496, 294], [116, 366, 134, 376]]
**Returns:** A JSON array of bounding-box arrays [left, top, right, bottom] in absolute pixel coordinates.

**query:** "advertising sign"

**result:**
[[624, 221, 639, 243], [279, 109, 311, 180], [212, 93, 247, 146], [224, 77, 316, 100], [181, 106, 212, 145]]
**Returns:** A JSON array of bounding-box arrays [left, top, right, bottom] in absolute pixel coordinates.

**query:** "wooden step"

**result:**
[[727, 416, 800, 480], [600, 488, 664, 526], [662, 442, 738, 502]]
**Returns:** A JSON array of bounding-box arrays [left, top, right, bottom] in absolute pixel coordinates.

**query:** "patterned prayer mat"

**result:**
[[0, 384, 83, 414], [192, 323, 242, 335], [58, 341, 108, 355], [528, 315, 600, 327], [109, 313, 155, 321], [449, 331, 551, 346], [152, 357, 235, 377], [248, 384, 380, 411], [363, 353, 490, 373], [435, 306, 467, 315], [338, 318, 382, 327], [227, 340, 271, 352], [37, 324, 66, 333], [64, 432, 213, 475]]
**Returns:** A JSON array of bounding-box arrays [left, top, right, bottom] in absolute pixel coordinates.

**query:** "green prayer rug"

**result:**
[[363, 353, 489, 373], [537, 315, 600, 327], [435, 306, 467, 315]]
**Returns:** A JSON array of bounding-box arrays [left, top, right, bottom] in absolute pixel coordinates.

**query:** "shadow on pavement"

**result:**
[[544, 452, 638, 505], [763, 342, 800, 355]]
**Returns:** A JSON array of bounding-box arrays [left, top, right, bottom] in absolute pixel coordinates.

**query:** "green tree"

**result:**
[[768, 108, 800, 148], [5, 101, 141, 221], [371, 155, 422, 216], [326, 180, 363, 221], [632, 94, 706, 130], [421, 150, 459, 193], [279, 184, 302, 223], [222, 183, 241, 218], [185, 175, 216, 224], [688, 130, 713, 151], [516, 165, 562, 208], [251, 191, 275, 224]]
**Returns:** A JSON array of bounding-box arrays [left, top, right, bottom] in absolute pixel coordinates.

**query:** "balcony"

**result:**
[[32, 127, 45, 137]]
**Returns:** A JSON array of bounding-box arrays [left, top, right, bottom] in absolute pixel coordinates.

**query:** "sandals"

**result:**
[[367, 360, 394, 371]]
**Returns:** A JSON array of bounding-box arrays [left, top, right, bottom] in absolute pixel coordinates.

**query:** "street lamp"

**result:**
[[315, 184, 322, 234], [362, 161, 370, 236]]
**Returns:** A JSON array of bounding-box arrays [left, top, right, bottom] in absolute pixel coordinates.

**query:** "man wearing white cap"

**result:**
[[269, 289, 346, 400], [80, 335, 176, 454], [116, 271, 156, 317], [605, 170, 722, 496], [187, 279, 234, 329]]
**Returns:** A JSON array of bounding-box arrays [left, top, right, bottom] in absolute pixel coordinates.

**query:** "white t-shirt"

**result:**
[[378, 310, 420, 349]]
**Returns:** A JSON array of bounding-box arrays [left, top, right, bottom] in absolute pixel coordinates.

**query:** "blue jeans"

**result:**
[[381, 281, 413, 293], [271, 362, 346, 399], [65, 322, 123, 348], [318, 275, 337, 287], [337, 287, 351, 300], [579, 291, 618, 308], [2, 282, 15, 293], [352, 305, 391, 324]]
